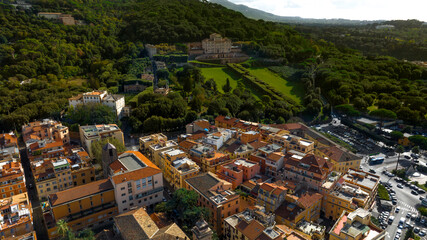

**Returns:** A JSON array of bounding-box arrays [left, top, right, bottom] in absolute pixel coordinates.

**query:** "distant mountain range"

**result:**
[[209, 0, 382, 25]]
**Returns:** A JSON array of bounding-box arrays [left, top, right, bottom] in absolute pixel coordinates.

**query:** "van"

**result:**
[[400, 217, 406, 224]]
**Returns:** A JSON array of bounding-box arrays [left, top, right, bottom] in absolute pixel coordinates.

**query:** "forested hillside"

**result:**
[[296, 20, 427, 61], [0, 0, 426, 132]]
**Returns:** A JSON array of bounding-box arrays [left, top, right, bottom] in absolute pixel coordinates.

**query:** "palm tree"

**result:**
[[395, 145, 404, 173], [56, 220, 69, 239]]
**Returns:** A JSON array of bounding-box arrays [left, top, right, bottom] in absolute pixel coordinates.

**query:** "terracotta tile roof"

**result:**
[[68, 94, 83, 101], [237, 219, 265, 240], [31, 140, 63, 151], [187, 132, 207, 141], [297, 192, 322, 209], [215, 116, 238, 126], [318, 145, 360, 163], [275, 201, 303, 222], [109, 160, 126, 173], [49, 179, 113, 206], [285, 154, 333, 178], [114, 207, 158, 239], [111, 165, 161, 184], [248, 141, 268, 150], [205, 152, 228, 162], [267, 152, 284, 162], [178, 140, 199, 151], [0, 133, 18, 147], [194, 120, 210, 130]]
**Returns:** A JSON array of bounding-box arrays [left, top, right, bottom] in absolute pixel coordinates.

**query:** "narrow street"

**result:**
[[18, 143, 49, 240]]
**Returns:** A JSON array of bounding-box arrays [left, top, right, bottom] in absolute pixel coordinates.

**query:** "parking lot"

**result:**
[[316, 121, 390, 155]]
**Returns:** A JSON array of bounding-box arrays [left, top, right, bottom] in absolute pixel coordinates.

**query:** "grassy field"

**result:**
[[200, 67, 240, 93], [200, 67, 264, 99], [247, 67, 304, 104]]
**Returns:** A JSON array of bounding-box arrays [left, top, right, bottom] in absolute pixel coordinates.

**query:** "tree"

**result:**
[[57, 220, 69, 239], [155, 188, 209, 236], [395, 145, 404, 172], [91, 137, 126, 163], [370, 108, 397, 129], [222, 78, 232, 93], [409, 135, 427, 150], [390, 131, 404, 141], [67, 103, 118, 126], [412, 146, 420, 154]]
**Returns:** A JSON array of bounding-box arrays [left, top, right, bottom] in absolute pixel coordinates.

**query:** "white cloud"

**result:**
[[228, 0, 427, 21]]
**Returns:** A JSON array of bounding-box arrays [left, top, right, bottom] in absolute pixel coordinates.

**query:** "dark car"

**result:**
[[412, 190, 419, 195]]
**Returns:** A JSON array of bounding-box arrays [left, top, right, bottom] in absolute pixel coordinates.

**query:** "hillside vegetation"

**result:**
[[0, 0, 426, 131]]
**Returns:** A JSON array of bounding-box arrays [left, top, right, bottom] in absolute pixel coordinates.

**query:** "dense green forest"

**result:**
[[0, 0, 426, 132], [296, 20, 427, 61]]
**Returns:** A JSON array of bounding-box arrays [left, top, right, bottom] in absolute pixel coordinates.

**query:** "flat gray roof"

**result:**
[[118, 153, 146, 171]]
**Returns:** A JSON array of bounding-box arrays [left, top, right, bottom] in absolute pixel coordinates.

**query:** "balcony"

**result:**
[[135, 187, 163, 199], [65, 201, 116, 222]]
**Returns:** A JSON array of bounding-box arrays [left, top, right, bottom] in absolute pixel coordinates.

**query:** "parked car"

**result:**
[[397, 184, 403, 188], [412, 190, 419, 195]]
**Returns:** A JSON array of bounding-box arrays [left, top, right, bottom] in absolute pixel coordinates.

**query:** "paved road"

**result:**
[[361, 159, 427, 240], [19, 147, 49, 240]]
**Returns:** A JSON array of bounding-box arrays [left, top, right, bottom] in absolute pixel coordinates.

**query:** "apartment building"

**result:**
[[224, 142, 255, 159], [324, 169, 380, 220], [114, 207, 187, 240], [0, 193, 33, 238], [202, 33, 232, 54], [329, 209, 386, 240], [204, 129, 234, 150], [26, 139, 66, 161], [32, 157, 73, 201], [265, 152, 285, 178], [22, 119, 70, 144], [268, 132, 314, 154], [223, 206, 283, 240], [214, 116, 258, 132], [148, 140, 178, 168], [186, 119, 211, 134], [178, 139, 200, 153], [68, 148, 96, 187], [170, 157, 200, 190], [109, 151, 163, 213], [79, 124, 124, 158], [282, 153, 334, 190], [159, 148, 187, 179], [139, 133, 168, 154], [249, 143, 282, 174], [275, 192, 323, 229], [192, 219, 214, 240], [46, 179, 118, 239], [69, 90, 125, 119], [257, 183, 287, 213], [52, 158, 73, 191], [0, 132, 19, 162], [185, 172, 240, 235], [33, 159, 57, 201], [189, 145, 232, 173], [217, 158, 260, 189], [0, 161, 26, 199], [316, 145, 361, 173]]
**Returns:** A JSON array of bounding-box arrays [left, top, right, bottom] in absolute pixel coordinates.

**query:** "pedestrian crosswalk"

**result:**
[[399, 200, 418, 213]]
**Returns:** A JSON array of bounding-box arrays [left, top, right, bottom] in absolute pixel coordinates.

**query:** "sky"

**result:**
[[228, 0, 427, 21]]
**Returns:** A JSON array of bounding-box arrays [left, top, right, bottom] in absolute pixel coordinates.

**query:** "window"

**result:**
[[129, 195, 133, 200], [81, 173, 86, 177], [136, 180, 141, 190], [9, 187, 12, 190], [122, 200, 126, 204], [47, 188, 51, 191], [121, 187, 125, 191], [121, 193, 126, 197]]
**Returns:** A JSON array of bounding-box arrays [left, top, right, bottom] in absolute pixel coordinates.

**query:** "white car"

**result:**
[[395, 207, 400, 213]]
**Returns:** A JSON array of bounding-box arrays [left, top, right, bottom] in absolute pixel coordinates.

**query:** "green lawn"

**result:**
[[200, 67, 240, 93], [377, 184, 390, 200], [247, 67, 304, 104]]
